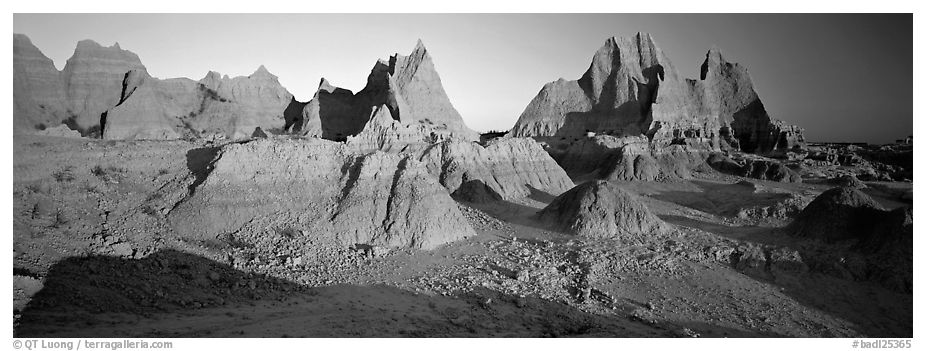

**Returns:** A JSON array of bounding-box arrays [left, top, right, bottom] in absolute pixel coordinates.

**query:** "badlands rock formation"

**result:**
[[61, 39, 148, 133], [168, 139, 475, 250], [706, 153, 802, 183], [538, 180, 671, 240], [511, 33, 805, 154], [13, 34, 297, 140], [417, 138, 575, 201], [105, 67, 296, 139], [297, 40, 479, 145], [13, 34, 68, 131]]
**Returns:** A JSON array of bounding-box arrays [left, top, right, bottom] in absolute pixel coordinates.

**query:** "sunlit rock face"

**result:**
[[511, 32, 805, 154]]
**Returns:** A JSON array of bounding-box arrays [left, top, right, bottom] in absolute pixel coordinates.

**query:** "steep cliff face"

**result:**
[[13, 34, 68, 131], [191, 66, 293, 139], [168, 138, 475, 249], [60, 39, 147, 133], [511, 33, 805, 154], [104, 66, 296, 140], [296, 40, 479, 145], [417, 138, 576, 201], [103, 70, 199, 140], [694, 48, 805, 153]]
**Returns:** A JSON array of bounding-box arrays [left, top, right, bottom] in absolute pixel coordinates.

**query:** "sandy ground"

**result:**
[[12, 134, 913, 337]]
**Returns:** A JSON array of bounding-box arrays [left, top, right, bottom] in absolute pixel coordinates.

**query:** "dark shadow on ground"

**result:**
[[16, 250, 685, 338], [661, 215, 912, 337], [526, 185, 557, 203], [184, 147, 221, 195]]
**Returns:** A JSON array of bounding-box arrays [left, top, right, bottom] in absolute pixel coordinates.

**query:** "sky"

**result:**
[[13, 13, 913, 143]]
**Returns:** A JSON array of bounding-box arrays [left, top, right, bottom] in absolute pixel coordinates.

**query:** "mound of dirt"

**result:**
[[830, 174, 866, 189], [537, 180, 671, 240], [787, 187, 885, 242], [168, 138, 474, 250]]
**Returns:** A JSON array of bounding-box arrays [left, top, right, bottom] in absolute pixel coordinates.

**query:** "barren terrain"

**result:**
[[13, 134, 912, 338]]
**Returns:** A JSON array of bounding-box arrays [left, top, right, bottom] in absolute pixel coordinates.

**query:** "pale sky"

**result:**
[[13, 14, 912, 143]]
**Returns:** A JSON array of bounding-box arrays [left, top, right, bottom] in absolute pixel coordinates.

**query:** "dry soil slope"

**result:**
[[168, 138, 475, 250]]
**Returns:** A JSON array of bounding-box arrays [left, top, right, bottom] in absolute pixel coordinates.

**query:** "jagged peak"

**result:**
[[251, 64, 273, 77], [317, 77, 336, 92], [705, 46, 725, 62], [412, 39, 428, 54]]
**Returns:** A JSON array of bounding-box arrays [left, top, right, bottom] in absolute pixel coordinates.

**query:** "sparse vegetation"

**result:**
[[52, 166, 76, 182], [278, 226, 300, 239], [157, 168, 171, 176], [141, 205, 159, 217], [91, 165, 127, 183], [49, 210, 67, 229]]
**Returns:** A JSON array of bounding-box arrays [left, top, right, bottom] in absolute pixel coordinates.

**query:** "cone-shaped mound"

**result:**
[[787, 187, 885, 242], [538, 180, 671, 240]]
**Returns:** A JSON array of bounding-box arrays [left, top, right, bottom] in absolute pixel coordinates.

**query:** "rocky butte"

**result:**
[[511, 32, 805, 154], [297, 40, 480, 147], [510, 32, 806, 181]]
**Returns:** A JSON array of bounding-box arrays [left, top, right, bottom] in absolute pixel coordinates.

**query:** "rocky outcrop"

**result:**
[[511, 33, 805, 154], [104, 67, 296, 140], [417, 138, 575, 201], [706, 153, 802, 183], [13, 34, 68, 131], [538, 180, 671, 240], [33, 125, 82, 138], [602, 143, 711, 182], [168, 138, 475, 250], [61, 39, 147, 133], [538, 134, 710, 181], [190, 66, 294, 139], [295, 40, 479, 145], [103, 70, 198, 140]]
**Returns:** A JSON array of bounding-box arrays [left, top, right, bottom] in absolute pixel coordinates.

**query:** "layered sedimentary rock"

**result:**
[[417, 138, 575, 201], [168, 138, 475, 250], [296, 40, 479, 145], [540, 134, 710, 181], [511, 33, 804, 154], [61, 39, 148, 133], [103, 70, 198, 140], [104, 66, 296, 140], [538, 180, 671, 239], [13, 34, 68, 131], [706, 153, 802, 183], [602, 143, 711, 182]]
